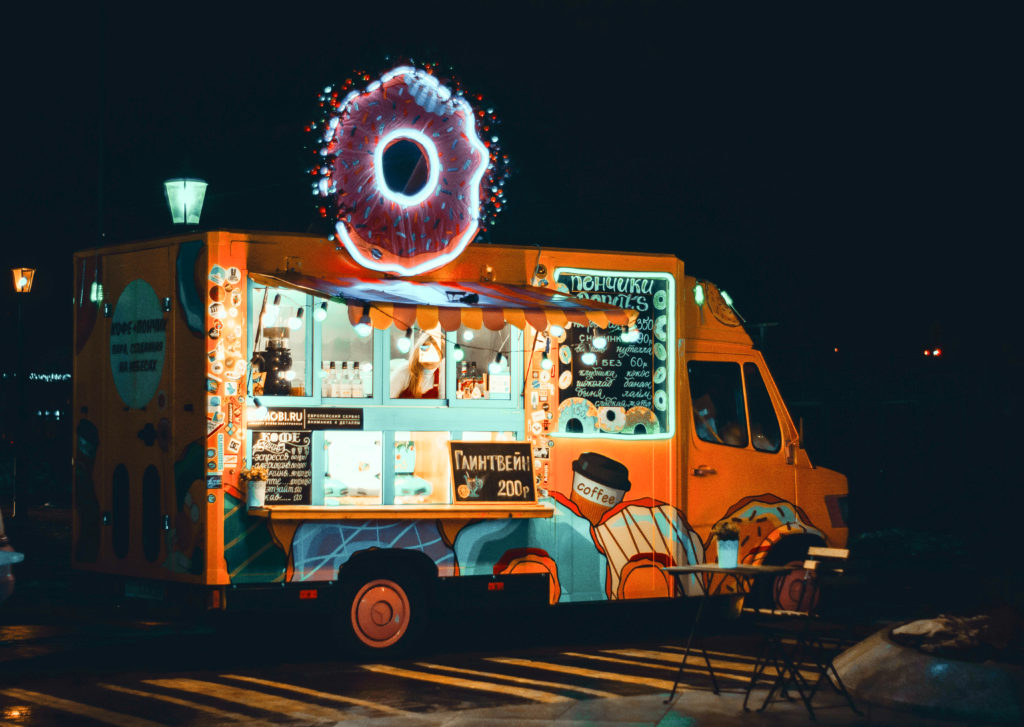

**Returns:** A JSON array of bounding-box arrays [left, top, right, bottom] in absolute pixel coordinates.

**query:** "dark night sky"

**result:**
[[5, 3, 1016, 360], [2, 3, 1020, 526]]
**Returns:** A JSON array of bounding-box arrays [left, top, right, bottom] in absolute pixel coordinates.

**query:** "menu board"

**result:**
[[450, 441, 536, 504], [553, 269, 673, 437], [250, 430, 312, 504]]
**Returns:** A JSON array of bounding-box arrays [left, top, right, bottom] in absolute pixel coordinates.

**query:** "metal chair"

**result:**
[[742, 546, 862, 720]]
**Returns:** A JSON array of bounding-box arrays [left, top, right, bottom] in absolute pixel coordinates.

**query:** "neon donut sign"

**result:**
[[321, 66, 491, 276]]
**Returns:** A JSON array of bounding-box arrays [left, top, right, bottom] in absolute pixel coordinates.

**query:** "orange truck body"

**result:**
[[72, 230, 847, 613]]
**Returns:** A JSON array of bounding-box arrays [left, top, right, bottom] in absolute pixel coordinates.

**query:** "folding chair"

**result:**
[[742, 546, 862, 720]]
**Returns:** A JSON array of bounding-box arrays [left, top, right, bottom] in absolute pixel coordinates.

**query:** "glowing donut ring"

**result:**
[[557, 397, 598, 433], [623, 406, 660, 434], [653, 289, 668, 310], [597, 406, 626, 433], [653, 342, 667, 361], [653, 390, 668, 412], [327, 67, 489, 276], [558, 345, 572, 364], [654, 314, 667, 342], [653, 366, 666, 384]]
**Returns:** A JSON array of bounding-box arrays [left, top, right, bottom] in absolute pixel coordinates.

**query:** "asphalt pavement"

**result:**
[[3, 508, 1022, 726]]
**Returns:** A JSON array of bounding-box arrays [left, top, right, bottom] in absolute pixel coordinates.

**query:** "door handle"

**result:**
[[691, 465, 717, 476]]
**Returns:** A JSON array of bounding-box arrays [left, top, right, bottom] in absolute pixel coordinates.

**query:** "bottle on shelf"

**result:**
[[324, 361, 336, 397], [468, 361, 484, 399], [352, 361, 363, 398], [337, 361, 350, 397], [457, 360, 470, 399], [347, 361, 360, 398]]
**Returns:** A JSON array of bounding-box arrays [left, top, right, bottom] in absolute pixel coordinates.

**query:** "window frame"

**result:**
[[741, 361, 783, 454], [687, 359, 749, 449], [246, 279, 527, 507], [687, 356, 786, 455]]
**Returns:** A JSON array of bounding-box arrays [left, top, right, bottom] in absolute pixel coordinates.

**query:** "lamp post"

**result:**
[[10, 267, 35, 517], [163, 177, 208, 225]]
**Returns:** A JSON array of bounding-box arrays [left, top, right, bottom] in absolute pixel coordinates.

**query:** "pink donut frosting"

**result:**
[[325, 66, 490, 276]]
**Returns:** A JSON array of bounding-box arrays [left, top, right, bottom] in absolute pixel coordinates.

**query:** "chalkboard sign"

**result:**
[[553, 269, 674, 437], [250, 430, 312, 504], [450, 441, 536, 504]]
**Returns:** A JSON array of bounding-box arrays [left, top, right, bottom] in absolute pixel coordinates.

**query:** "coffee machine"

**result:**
[[252, 327, 293, 396]]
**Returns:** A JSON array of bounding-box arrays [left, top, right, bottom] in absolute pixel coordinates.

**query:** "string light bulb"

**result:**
[[354, 305, 372, 337], [453, 343, 465, 362], [581, 351, 597, 366], [287, 307, 305, 330], [488, 352, 506, 375], [396, 327, 413, 354], [262, 294, 282, 327], [462, 329, 475, 341], [549, 324, 565, 338], [620, 325, 640, 343], [314, 301, 328, 322], [592, 333, 608, 351]]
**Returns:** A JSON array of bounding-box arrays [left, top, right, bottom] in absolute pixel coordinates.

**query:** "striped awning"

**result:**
[[249, 271, 637, 331]]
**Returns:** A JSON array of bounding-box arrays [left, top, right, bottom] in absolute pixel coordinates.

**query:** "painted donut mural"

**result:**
[[313, 65, 509, 276]]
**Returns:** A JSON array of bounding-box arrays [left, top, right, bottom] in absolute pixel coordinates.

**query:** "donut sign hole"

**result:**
[[381, 139, 431, 197]]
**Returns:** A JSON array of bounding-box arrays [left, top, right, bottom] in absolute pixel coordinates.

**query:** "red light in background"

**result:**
[[932, 348, 942, 357], [923, 349, 931, 356]]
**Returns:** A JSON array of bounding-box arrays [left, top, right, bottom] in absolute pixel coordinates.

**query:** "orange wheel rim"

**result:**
[[350, 579, 411, 648]]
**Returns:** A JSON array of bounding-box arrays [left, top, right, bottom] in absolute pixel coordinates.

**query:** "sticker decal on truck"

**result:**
[[110, 279, 167, 409]]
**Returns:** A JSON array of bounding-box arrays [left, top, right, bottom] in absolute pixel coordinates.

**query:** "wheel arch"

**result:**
[[338, 548, 438, 588], [760, 532, 827, 566]]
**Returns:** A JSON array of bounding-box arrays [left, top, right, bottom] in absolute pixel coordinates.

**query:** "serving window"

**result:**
[[247, 280, 525, 508], [323, 430, 383, 506], [394, 431, 451, 504], [390, 327, 446, 400], [249, 285, 310, 397], [453, 324, 513, 401], [321, 300, 373, 399]]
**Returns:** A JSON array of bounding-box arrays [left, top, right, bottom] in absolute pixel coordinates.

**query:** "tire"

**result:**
[[754, 536, 823, 610], [772, 560, 820, 612], [337, 570, 427, 656]]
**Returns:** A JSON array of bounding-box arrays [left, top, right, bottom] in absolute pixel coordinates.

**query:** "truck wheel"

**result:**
[[338, 571, 426, 655], [755, 537, 822, 611], [772, 561, 820, 612]]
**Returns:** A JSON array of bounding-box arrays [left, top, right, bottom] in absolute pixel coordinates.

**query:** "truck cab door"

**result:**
[[684, 355, 796, 533]]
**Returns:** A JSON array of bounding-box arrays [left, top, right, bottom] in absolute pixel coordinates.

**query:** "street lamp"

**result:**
[[10, 267, 35, 517], [163, 177, 208, 225], [11, 267, 34, 294]]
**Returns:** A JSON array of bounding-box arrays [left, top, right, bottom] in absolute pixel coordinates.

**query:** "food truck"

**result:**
[[71, 66, 847, 653], [72, 230, 848, 651]]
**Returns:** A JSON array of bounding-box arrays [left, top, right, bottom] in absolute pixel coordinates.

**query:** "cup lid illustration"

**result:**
[[571, 452, 631, 492]]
